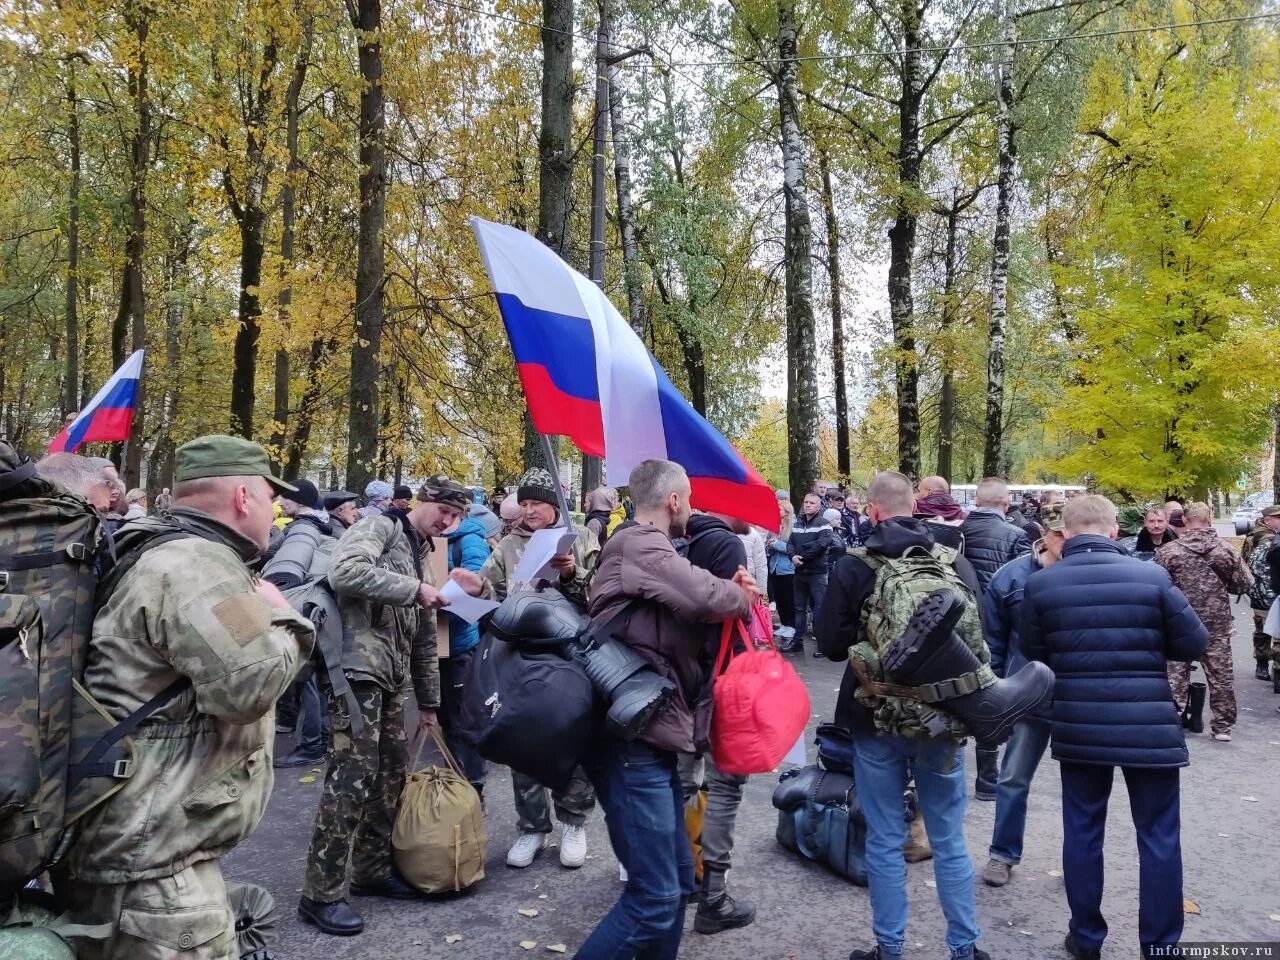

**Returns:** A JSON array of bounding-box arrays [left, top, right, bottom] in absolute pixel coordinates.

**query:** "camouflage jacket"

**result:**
[[1156, 528, 1253, 636], [65, 508, 315, 884], [326, 512, 439, 708], [480, 521, 599, 610], [1242, 525, 1275, 564]]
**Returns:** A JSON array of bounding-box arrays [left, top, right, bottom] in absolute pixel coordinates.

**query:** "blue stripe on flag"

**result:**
[[651, 358, 748, 484], [496, 293, 600, 402]]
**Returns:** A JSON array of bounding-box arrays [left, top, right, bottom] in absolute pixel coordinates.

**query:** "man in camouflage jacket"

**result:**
[[298, 474, 470, 937], [57, 436, 315, 960], [1156, 502, 1253, 740], [467, 467, 600, 870]]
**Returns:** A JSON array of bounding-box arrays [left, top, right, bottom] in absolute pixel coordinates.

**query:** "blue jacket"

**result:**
[[982, 550, 1043, 680], [445, 517, 492, 654], [961, 508, 1032, 594], [1021, 535, 1208, 768], [768, 535, 796, 576]]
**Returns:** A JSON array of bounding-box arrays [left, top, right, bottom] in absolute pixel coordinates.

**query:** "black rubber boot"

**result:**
[[694, 869, 756, 935], [1273, 667, 1280, 695], [298, 897, 363, 936], [880, 590, 1054, 746], [1182, 681, 1206, 734], [974, 747, 998, 801], [1256, 659, 1271, 682]]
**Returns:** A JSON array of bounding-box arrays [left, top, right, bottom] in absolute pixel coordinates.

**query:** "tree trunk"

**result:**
[[984, 0, 1016, 478], [346, 0, 386, 491], [888, 0, 923, 481], [285, 336, 335, 481], [674, 321, 707, 416], [526, 0, 575, 473], [581, 0, 608, 501], [121, 1, 150, 485], [777, 0, 820, 507], [272, 19, 312, 464], [1273, 403, 1280, 496], [937, 205, 959, 482], [606, 27, 644, 336], [152, 224, 190, 498], [63, 60, 80, 419], [819, 151, 849, 480]]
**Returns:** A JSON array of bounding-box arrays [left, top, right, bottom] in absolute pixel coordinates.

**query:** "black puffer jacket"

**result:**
[[961, 509, 1032, 594]]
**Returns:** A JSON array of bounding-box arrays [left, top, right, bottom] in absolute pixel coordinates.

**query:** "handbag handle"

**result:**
[[411, 724, 466, 780], [714, 617, 770, 676]]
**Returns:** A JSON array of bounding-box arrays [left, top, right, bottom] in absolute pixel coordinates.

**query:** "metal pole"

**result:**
[[540, 431, 573, 529], [580, 0, 608, 501]]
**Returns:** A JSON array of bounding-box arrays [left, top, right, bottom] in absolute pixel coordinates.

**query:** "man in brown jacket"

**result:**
[[577, 459, 758, 960], [1157, 501, 1253, 741]]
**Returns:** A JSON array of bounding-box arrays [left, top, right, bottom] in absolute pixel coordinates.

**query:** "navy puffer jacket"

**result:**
[[961, 509, 1031, 594], [1021, 535, 1208, 768]]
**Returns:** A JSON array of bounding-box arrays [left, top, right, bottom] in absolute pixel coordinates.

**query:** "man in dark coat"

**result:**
[[1021, 495, 1207, 960], [960, 477, 1032, 593]]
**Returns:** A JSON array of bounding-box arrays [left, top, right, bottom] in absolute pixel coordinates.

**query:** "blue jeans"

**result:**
[[988, 718, 1051, 864], [793, 573, 827, 638], [1060, 763, 1182, 955], [853, 734, 980, 959], [296, 673, 329, 757], [576, 740, 694, 960]]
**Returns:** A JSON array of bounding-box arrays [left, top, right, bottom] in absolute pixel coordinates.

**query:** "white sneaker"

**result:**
[[619, 864, 628, 882], [1213, 731, 1232, 742], [506, 832, 548, 868], [559, 824, 587, 868]]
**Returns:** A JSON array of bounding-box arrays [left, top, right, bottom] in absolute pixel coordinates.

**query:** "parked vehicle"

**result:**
[[1233, 490, 1275, 535]]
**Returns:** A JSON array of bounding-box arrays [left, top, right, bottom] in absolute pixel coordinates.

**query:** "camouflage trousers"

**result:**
[[513, 766, 595, 833], [1252, 610, 1280, 668], [1168, 633, 1238, 735], [57, 858, 238, 960], [303, 679, 407, 902]]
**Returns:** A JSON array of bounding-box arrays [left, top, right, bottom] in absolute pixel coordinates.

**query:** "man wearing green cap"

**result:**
[[298, 472, 473, 936], [56, 435, 316, 960]]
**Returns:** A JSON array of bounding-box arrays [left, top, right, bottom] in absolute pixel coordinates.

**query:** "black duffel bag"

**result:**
[[772, 764, 869, 886]]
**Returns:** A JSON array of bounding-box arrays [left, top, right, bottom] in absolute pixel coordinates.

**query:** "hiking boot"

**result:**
[[1064, 933, 1101, 960], [1273, 669, 1280, 695], [507, 831, 548, 868], [298, 897, 363, 936], [903, 811, 932, 863], [981, 859, 1012, 887], [1257, 660, 1272, 681], [559, 824, 587, 868], [694, 891, 757, 934], [1182, 682, 1206, 734], [349, 870, 422, 900]]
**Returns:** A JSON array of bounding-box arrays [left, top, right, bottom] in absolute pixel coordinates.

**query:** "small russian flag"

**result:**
[[471, 217, 780, 533], [49, 350, 145, 454]]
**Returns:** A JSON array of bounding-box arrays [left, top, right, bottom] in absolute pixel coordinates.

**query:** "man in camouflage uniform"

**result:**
[[469, 467, 600, 869], [1242, 505, 1280, 681], [1156, 502, 1253, 741], [56, 436, 315, 960], [298, 474, 471, 937]]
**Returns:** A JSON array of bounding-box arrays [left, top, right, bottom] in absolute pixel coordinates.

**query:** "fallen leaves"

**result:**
[[1269, 914, 1280, 922], [518, 908, 539, 918], [520, 940, 538, 950], [298, 775, 316, 784], [1242, 796, 1260, 802], [443, 933, 462, 944], [547, 946, 567, 954], [1183, 899, 1200, 915]]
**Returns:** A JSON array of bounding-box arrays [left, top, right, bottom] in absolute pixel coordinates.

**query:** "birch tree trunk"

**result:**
[[819, 151, 849, 480], [346, 0, 387, 490], [983, 0, 1016, 477], [63, 59, 80, 419], [606, 28, 644, 336], [525, 0, 574, 472], [778, 0, 820, 505]]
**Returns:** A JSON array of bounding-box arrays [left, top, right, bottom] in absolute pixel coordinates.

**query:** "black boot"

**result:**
[[974, 747, 998, 801], [349, 869, 423, 900], [298, 897, 363, 936], [1182, 681, 1206, 734], [1064, 933, 1101, 960], [1257, 659, 1271, 682], [1272, 665, 1280, 695], [694, 869, 756, 934]]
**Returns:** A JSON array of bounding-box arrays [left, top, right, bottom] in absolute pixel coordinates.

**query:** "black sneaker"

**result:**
[[848, 948, 884, 960], [1064, 933, 1101, 960]]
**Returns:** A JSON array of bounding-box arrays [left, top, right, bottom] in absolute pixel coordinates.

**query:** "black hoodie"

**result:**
[[816, 517, 982, 735]]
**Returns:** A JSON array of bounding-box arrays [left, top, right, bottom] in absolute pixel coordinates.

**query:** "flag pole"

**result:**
[[539, 431, 574, 530]]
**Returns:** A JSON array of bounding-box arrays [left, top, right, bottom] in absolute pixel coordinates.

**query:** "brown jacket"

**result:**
[[1156, 527, 1252, 637], [588, 523, 751, 753]]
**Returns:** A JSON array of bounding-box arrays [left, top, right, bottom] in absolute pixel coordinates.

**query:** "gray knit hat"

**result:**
[[517, 467, 558, 508]]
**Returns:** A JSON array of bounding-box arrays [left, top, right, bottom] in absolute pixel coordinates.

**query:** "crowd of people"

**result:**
[[22, 440, 1280, 960]]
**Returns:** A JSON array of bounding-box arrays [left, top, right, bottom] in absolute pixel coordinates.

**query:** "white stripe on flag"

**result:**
[[471, 218, 587, 320], [69, 349, 144, 433]]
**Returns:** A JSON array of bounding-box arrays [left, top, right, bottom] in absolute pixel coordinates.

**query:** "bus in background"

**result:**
[[950, 483, 1085, 508]]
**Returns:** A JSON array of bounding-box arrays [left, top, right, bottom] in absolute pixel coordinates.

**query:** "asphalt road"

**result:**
[[226, 599, 1280, 959]]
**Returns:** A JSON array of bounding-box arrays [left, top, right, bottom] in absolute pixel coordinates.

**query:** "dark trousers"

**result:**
[[793, 573, 827, 639], [439, 647, 487, 790], [770, 572, 795, 628], [1060, 763, 1182, 954]]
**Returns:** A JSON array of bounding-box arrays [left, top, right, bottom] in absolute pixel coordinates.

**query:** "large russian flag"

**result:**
[[472, 217, 779, 532], [49, 350, 145, 454]]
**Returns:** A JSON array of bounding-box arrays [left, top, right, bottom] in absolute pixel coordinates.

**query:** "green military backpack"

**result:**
[[848, 543, 990, 741], [0, 440, 189, 906]]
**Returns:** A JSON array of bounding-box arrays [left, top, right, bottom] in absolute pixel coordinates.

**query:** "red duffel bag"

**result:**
[[710, 619, 811, 775]]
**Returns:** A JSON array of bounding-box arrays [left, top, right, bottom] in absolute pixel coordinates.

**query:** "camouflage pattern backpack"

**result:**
[[0, 440, 188, 906], [1247, 535, 1277, 611], [847, 543, 993, 741]]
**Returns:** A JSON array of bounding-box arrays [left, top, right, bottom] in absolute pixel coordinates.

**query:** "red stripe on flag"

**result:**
[[78, 407, 136, 445], [690, 475, 781, 533], [516, 362, 606, 457]]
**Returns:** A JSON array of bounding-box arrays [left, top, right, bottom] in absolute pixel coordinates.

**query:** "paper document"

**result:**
[[512, 527, 578, 584], [782, 732, 808, 767], [439, 579, 500, 624]]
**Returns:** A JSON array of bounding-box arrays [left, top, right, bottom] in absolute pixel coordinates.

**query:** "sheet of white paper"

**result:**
[[782, 732, 807, 767], [512, 527, 578, 584], [439, 579, 500, 624]]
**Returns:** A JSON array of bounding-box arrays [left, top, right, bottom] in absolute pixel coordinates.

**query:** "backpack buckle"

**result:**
[[67, 542, 88, 562], [112, 759, 134, 779]]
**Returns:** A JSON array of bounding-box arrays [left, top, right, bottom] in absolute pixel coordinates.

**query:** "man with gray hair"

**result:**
[[1021, 494, 1207, 960], [577, 458, 757, 959], [35, 452, 114, 512]]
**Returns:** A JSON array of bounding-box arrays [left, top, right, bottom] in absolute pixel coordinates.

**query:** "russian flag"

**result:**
[[49, 350, 145, 454], [471, 217, 780, 532]]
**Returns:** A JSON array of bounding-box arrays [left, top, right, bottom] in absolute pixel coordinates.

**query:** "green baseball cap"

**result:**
[[1261, 504, 1280, 519], [175, 435, 297, 494]]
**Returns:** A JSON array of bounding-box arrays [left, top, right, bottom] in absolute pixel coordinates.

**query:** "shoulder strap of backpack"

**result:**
[[96, 529, 194, 610], [451, 537, 463, 570], [66, 676, 190, 791]]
